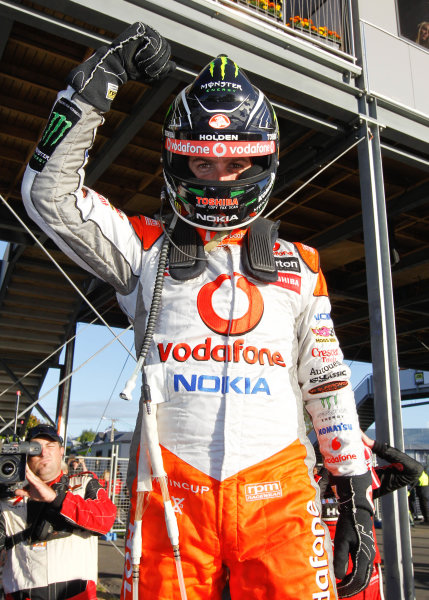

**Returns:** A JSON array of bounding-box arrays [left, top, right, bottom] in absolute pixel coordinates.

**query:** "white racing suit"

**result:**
[[22, 90, 367, 600], [0, 472, 117, 600]]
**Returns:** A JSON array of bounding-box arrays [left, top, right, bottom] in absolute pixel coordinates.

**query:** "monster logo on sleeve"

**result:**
[[29, 97, 82, 173]]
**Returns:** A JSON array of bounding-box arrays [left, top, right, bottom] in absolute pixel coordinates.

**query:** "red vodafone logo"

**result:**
[[209, 114, 231, 129], [331, 437, 342, 451], [197, 272, 264, 335]]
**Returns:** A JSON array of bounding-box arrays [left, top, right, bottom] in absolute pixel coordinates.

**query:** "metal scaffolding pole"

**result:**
[[357, 113, 415, 600], [56, 324, 76, 447]]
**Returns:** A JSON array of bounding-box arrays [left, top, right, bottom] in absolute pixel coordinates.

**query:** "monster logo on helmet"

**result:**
[[162, 55, 279, 230]]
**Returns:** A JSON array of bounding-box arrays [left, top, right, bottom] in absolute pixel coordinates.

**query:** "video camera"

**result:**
[[0, 440, 42, 497]]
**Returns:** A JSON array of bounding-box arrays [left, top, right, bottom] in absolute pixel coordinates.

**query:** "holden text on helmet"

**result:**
[[199, 134, 238, 141]]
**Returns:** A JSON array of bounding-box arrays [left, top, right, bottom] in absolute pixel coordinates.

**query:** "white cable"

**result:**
[[265, 135, 365, 219], [89, 347, 134, 444], [0, 324, 132, 434], [108, 539, 125, 558], [0, 313, 107, 400]]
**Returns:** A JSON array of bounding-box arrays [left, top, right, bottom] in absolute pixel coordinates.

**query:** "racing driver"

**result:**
[[22, 21, 375, 600]]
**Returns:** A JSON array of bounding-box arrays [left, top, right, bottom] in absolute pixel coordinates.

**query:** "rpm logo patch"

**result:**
[[245, 481, 282, 501]]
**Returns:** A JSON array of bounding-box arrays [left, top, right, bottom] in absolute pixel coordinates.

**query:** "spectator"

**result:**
[[408, 483, 421, 522], [0, 424, 116, 600], [416, 21, 429, 48], [67, 456, 87, 475], [99, 469, 123, 497], [99, 469, 111, 491], [416, 466, 429, 523], [318, 430, 423, 599]]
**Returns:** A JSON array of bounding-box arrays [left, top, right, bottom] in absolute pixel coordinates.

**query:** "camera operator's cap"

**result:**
[[26, 424, 63, 445]]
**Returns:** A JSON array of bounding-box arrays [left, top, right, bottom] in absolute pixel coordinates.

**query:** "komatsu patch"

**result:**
[[29, 97, 82, 173]]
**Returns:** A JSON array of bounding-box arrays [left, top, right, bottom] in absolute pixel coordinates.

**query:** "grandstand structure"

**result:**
[[0, 2, 428, 597]]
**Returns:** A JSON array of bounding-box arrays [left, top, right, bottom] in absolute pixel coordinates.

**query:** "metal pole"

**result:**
[[56, 324, 76, 447], [357, 112, 415, 600], [111, 444, 119, 504]]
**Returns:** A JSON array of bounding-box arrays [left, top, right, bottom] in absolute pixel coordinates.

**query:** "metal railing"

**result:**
[[66, 449, 129, 533], [217, 0, 355, 58]]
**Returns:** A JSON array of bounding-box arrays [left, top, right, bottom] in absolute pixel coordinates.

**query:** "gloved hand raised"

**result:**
[[66, 21, 174, 112], [331, 471, 376, 598]]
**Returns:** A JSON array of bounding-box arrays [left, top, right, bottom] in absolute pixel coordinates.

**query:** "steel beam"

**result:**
[[273, 129, 359, 200], [307, 179, 429, 250], [56, 326, 76, 447], [0, 358, 55, 426], [0, 0, 361, 121], [357, 107, 414, 599]]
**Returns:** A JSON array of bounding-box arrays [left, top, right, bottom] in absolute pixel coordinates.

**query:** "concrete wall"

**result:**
[[357, 0, 429, 115], [357, 0, 398, 34]]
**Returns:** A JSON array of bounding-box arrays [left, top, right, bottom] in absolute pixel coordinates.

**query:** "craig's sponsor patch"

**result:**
[[275, 257, 301, 273], [309, 369, 347, 384], [29, 97, 82, 172], [311, 347, 340, 362], [308, 381, 348, 395], [271, 273, 302, 294], [174, 373, 271, 396], [157, 337, 286, 367], [245, 481, 282, 501], [165, 137, 275, 158], [318, 423, 353, 435], [325, 453, 357, 464]]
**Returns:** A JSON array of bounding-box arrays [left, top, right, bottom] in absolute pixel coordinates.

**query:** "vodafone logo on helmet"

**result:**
[[197, 272, 264, 335], [165, 138, 274, 158], [209, 114, 231, 129], [213, 143, 227, 157]]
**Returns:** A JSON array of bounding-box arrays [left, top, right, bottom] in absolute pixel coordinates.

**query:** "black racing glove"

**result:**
[[331, 471, 376, 598], [66, 21, 174, 112]]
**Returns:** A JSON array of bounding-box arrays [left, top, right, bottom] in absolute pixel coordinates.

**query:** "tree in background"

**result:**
[[79, 429, 96, 444], [25, 415, 41, 432], [76, 429, 96, 455]]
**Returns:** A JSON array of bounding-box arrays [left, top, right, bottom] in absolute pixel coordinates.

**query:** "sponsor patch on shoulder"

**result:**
[[29, 97, 82, 173]]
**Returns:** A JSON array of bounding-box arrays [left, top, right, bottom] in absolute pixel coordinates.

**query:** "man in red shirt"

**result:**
[[0, 424, 117, 600]]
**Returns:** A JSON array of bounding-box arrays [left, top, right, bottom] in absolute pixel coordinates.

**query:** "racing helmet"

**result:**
[[162, 55, 279, 230]]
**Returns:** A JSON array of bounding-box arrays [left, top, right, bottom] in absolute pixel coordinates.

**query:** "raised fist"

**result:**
[[66, 22, 174, 112]]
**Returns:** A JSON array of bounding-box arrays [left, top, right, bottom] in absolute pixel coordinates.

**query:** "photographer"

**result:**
[[0, 425, 116, 600]]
